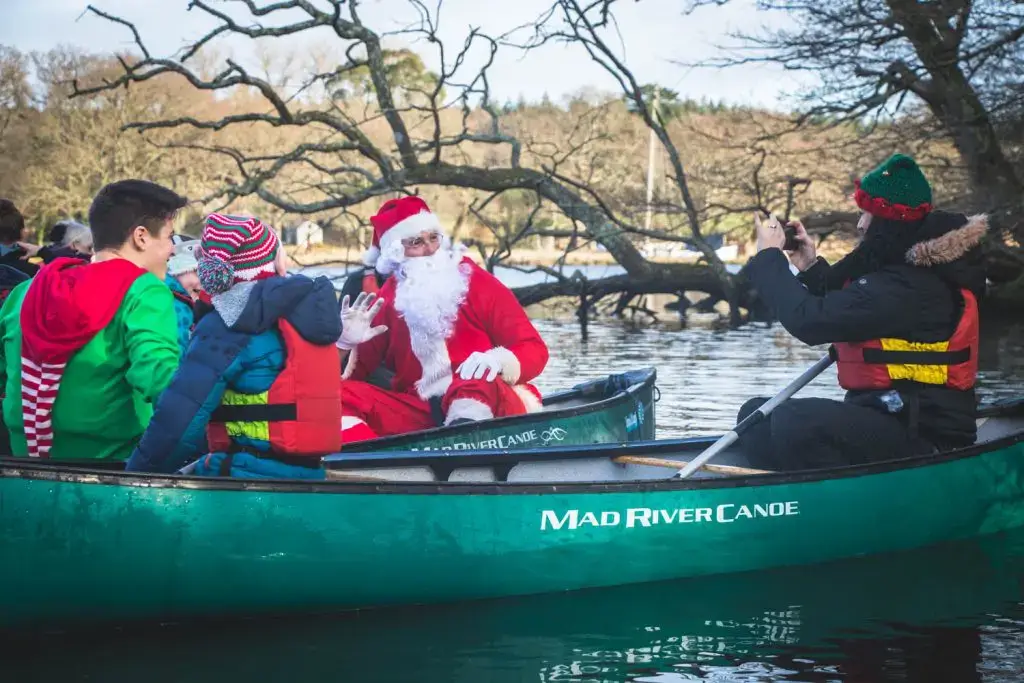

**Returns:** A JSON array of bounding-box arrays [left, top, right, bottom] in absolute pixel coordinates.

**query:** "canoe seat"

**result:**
[[975, 416, 1023, 444], [540, 369, 652, 412], [975, 398, 1024, 444]]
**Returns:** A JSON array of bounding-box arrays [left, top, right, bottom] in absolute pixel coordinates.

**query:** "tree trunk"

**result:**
[[887, 1, 1024, 219]]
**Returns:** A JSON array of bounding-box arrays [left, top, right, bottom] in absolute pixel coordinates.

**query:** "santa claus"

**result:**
[[337, 196, 549, 441]]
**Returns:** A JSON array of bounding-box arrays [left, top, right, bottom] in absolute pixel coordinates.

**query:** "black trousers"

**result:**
[[735, 397, 937, 471]]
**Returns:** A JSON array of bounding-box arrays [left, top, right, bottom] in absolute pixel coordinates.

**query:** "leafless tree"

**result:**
[[72, 0, 750, 323], [684, 0, 1024, 290], [510, 0, 737, 298]]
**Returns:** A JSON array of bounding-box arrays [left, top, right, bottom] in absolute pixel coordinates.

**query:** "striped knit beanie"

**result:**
[[197, 213, 280, 295]]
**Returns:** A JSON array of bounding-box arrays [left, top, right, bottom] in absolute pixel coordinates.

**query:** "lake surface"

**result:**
[[8, 315, 1024, 682]]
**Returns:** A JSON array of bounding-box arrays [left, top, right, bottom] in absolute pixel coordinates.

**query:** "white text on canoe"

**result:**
[[411, 427, 568, 451], [540, 502, 800, 531]]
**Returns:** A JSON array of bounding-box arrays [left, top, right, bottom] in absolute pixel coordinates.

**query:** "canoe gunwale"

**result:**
[[3, 421, 1022, 496], [340, 367, 658, 453]]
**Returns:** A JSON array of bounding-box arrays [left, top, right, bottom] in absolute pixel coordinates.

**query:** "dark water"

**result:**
[[7, 317, 1024, 682]]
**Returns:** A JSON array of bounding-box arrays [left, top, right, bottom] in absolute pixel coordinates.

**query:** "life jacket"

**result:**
[[206, 318, 342, 457], [832, 288, 978, 392], [171, 287, 193, 308], [361, 267, 380, 295]]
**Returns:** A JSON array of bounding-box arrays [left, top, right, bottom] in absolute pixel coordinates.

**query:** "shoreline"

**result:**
[[284, 245, 751, 268]]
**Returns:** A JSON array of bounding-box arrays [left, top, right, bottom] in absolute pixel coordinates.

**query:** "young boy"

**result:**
[[0, 180, 185, 460], [166, 235, 201, 356], [125, 213, 341, 477]]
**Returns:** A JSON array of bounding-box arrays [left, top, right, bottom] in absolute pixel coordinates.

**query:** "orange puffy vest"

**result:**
[[207, 318, 342, 457], [832, 288, 978, 392]]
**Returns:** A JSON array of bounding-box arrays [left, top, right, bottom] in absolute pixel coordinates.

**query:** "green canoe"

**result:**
[[344, 367, 658, 453], [0, 398, 1021, 631]]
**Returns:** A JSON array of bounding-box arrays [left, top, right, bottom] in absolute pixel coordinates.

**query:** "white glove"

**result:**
[[456, 350, 505, 382], [336, 292, 388, 351]]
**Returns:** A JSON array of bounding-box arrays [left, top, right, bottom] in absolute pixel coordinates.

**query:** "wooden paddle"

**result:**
[[674, 354, 835, 480], [614, 455, 769, 476]]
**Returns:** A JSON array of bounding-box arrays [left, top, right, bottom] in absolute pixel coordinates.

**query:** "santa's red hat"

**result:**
[[364, 196, 445, 274]]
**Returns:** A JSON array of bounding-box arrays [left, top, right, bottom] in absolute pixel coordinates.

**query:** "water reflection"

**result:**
[[10, 529, 1024, 682]]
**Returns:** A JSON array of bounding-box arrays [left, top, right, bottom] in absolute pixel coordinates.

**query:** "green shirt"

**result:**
[[0, 273, 181, 460]]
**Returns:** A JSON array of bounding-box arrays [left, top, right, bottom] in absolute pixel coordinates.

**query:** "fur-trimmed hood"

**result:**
[[904, 211, 988, 297], [826, 210, 988, 297], [905, 213, 987, 267]]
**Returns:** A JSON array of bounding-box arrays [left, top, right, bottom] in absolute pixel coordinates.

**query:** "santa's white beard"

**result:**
[[394, 248, 472, 398]]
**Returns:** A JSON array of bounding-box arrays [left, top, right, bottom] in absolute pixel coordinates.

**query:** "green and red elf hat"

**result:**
[[853, 153, 933, 222]]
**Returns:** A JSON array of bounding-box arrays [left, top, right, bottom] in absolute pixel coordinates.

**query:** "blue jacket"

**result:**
[[125, 275, 341, 473], [165, 275, 195, 357]]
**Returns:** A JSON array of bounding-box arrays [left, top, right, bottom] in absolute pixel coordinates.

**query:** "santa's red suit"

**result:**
[[340, 198, 548, 441]]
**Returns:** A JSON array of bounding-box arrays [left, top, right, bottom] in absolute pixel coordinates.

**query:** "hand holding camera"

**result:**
[[754, 211, 817, 271]]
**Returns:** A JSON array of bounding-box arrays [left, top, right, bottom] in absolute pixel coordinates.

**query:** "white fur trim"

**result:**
[[487, 346, 521, 384], [341, 416, 367, 429], [362, 245, 380, 267], [378, 212, 444, 257], [415, 367, 453, 400], [444, 397, 494, 425], [513, 385, 543, 413]]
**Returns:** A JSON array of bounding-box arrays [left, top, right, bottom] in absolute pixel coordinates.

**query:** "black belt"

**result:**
[[210, 403, 298, 422], [429, 396, 445, 427]]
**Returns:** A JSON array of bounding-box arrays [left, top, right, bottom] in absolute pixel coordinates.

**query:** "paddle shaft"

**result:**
[[614, 455, 769, 476], [674, 354, 835, 479]]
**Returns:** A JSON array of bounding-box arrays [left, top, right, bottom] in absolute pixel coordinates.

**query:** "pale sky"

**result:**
[[0, 0, 807, 108]]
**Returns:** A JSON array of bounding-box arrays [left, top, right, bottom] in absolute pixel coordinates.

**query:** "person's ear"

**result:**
[[129, 225, 151, 251], [275, 248, 289, 276]]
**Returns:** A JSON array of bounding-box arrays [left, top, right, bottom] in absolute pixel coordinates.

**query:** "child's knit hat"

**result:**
[[167, 234, 200, 277], [196, 213, 280, 295]]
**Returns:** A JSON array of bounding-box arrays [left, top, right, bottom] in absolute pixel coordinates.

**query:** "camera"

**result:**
[[763, 211, 801, 251], [783, 224, 801, 252]]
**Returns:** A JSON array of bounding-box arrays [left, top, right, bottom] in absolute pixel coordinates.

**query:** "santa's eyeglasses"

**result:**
[[401, 233, 442, 249]]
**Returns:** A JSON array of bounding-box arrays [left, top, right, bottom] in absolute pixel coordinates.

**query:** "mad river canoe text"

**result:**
[[540, 501, 800, 531]]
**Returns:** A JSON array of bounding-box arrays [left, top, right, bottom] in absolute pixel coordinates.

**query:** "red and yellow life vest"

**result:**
[[207, 319, 342, 457], [832, 289, 978, 392]]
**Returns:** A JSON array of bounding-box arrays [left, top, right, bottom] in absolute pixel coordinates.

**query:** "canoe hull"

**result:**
[[3, 435, 1024, 630]]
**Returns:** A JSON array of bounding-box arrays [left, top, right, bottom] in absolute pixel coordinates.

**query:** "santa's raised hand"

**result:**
[[336, 292, 388, 350]]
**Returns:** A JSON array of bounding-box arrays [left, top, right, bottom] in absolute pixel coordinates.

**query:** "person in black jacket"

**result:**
[[0, 199, 38, 279], [37, 220, 93, 263], [737, 153, 987, 471]]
